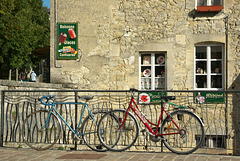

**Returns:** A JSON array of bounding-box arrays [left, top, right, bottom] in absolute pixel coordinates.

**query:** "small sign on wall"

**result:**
[[57, 23, 78, 60], [138, 92, 167, 104], [194, 92, 225, 104]]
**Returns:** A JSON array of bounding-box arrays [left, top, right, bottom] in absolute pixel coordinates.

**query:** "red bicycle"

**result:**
[[97, 88, 204, 154]]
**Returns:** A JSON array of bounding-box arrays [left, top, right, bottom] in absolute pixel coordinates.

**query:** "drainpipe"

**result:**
[[225, 15, 229, 91], [54, 0, 62, 68], [224, 14, 229, 149]]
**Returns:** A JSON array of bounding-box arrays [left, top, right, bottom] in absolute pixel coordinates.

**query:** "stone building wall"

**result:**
[[47, 0, 240, 154], [50, 0, 239, 91]]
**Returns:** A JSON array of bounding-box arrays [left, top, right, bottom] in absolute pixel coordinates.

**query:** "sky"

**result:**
[[42, 0, 50, 8]]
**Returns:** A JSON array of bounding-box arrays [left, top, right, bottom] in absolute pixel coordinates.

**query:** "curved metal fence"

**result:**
[[1, 90, 240, 155]]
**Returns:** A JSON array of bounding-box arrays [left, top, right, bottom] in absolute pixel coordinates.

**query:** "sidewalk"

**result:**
[[1, 147, 240, 161]]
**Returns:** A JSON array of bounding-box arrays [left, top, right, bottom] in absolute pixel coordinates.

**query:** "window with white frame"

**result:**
[[194, 45, 224, 90], [196, 135, 226, 148], [139, 53, 166, 90], [196, 0, 223, 6]]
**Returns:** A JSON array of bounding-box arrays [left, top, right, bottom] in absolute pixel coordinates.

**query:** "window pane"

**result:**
[[213, 0, 222, 5], [141, 78, 151, 89], [155, 63, 165, 77], [196, 61, 207, 74], [141, 54, 151, 65], [155, 78, 165, 89], [211, 75, 222, 88], [211, 61, 222, 73], [196, 46, 207, 59], [155, 54, 165, 65], [211, 46, 222, 59], [198, 0, 207, 6], [196, 75, 207, 88]]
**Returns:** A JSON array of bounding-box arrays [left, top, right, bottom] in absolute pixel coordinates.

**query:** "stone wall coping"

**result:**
[[0, 80, 64, 89]]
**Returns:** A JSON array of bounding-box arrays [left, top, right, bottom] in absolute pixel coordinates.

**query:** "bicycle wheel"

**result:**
[[80, 110, 108, 152], [161, 110, 204, 154], [97, 109, 139, 152], [22, 110, 61, 150]]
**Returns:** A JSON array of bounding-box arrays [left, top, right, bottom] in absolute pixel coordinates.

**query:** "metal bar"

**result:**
[[160, 91, 164, 153], [0, 91, 4, 147], [1, 90, 129, 93], [74, 91, 78, 150]]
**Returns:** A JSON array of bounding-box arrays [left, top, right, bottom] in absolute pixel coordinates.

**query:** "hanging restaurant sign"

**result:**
[[57, 23, 78, 60]]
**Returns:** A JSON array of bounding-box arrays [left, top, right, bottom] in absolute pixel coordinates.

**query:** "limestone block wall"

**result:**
[[50, 0, 239, 91]]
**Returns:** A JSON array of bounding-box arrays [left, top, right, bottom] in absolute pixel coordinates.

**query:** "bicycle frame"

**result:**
[[42, 101, 97, 136], [118, 95, 182, 137]]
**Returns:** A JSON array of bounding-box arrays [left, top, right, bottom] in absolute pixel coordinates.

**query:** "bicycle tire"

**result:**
[[161, 110, 204, 154], [97, 109, 139, 152], [80, 110, 108, 152], [22, 110, 61, 151]]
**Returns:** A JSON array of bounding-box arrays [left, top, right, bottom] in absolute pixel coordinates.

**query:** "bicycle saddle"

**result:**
[[78, 95, 94, 101]]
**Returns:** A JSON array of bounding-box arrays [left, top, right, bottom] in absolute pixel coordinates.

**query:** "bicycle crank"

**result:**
[[74, 134, 82, 141], [149, 127, 161, 142]]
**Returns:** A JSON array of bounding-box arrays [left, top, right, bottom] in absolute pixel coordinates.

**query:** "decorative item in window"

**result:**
[[215, 68, 220, 73], [145, 78, 151, 89], [141, 78, 145, 89], [143, 69, 151, 77], [156, 56, 165, 65], [143, 56, 151, 65], [161, 70, 165, 76], [155, 78, 159, 89]]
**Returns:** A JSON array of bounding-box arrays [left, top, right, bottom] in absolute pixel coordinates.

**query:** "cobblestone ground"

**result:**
[[1, 147, 240, 161]]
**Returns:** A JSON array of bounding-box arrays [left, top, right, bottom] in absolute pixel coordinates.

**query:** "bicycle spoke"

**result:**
[[22, 110, 61, 150], [161, 110, 204, 154], [81, 111, 108, 152], [97, 109, 139, 152]]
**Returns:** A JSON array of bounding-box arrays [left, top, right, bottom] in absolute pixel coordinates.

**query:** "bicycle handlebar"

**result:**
[[39, 95, 55, 105]]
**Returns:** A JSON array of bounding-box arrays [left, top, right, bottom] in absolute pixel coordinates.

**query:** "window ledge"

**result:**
[[197, 5, 223, 12]]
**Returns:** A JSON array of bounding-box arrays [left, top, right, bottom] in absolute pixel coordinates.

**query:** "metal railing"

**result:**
[[1, 90, 240, 155]]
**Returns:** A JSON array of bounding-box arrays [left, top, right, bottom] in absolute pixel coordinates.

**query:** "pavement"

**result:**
[[1, 147, 240, 161]]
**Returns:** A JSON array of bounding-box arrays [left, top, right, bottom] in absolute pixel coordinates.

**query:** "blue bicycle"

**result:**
[[21, 95, 107, 152]]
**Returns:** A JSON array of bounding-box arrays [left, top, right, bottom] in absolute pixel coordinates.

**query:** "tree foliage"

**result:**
[[0, 0, 49, 76]]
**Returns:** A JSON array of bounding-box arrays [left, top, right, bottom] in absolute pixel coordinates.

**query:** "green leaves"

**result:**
[[0, 0, 49, 72]]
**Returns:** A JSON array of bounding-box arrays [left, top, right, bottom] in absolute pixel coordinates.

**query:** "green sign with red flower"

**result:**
[[138, 92, 167, 104]]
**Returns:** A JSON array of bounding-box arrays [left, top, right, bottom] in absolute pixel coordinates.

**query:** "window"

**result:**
[[196, 0, 223, 12], [197, 0, 222, 6], [194, 45, 224, 90], [196, 135, 227, 148], [139, 53, 166, 90]]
